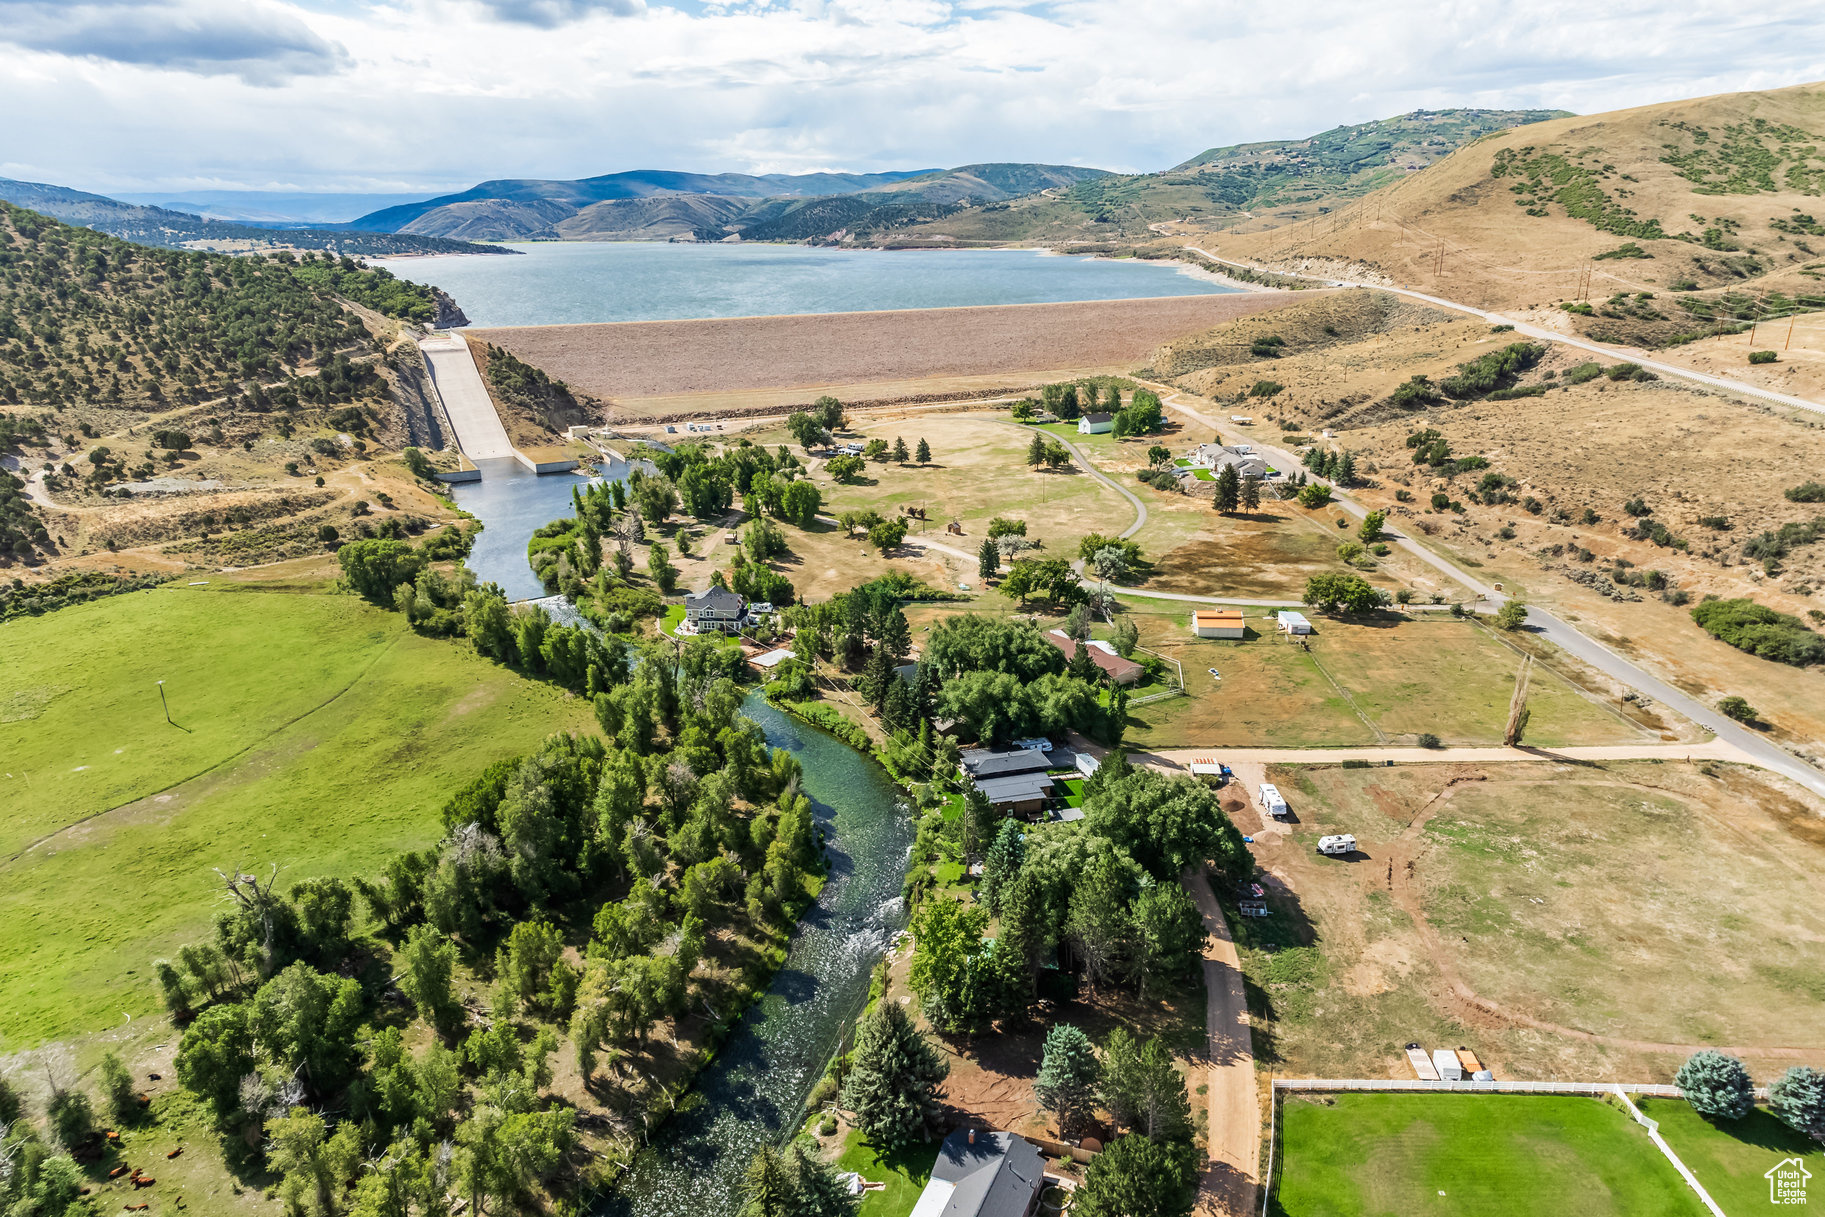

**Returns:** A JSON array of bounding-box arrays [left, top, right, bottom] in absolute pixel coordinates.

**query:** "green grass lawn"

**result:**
[[0, 583, 597, 1043], [1274, 1093, 1704, 1217], [834, 1128, 939, 1217], [1057, 776, 1086, 807], [1639, 1098, 1820, 1214]]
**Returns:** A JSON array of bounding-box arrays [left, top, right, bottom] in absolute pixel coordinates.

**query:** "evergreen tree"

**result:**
[[1213, 464, 1241, 513], [892, 437, 909, 462], [1771, 1066, 1825, 1141], [979, 820, 1026, 915], [1336, 451, 1357, 486], [1131, 882, 1207, 998], [1067, 637, 1099, 683], [1676, 1050, 1754, 1120], [1026, 433, 1047, 465], [1240, 474, 1263, 512], [740, 1144, 794, 1217], [1076, 1133, 1198, 1217], [839, 1000, 948, 1146], [1034, 1023, 1101, 1136], [978, 538, 1000, 582], [1099, 1027, 1144, 1132], [916, 437, 931, 464]]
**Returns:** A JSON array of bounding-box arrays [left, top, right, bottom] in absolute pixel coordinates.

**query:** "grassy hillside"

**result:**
[[0, 580, 598, 1043], [0, 203, 468, 571], [1213, 81, 1825, 316], [881, 110, 1565, 247]]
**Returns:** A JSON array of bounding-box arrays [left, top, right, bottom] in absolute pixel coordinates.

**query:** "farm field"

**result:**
[[1637, 1098, 1820, 1215], [1120, 608, 1644, 749], [1272, 1093, 1702, 1217], [1234, 760, 1825, 1082], [0, 581, 598, 1043]]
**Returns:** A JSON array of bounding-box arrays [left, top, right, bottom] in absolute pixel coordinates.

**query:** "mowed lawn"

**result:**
[[1638, 1099, 1820, 1214], [833, 1129, 938, 1217], [1273, 1094, 1703, 1217], [0, 583, 596, 1043]]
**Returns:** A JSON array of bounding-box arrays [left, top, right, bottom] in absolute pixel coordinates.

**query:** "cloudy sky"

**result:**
[[2, 0, 1823, 196]]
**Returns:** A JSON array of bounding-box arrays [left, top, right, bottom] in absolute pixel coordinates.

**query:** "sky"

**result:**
[[2, 0, 1824, 197]]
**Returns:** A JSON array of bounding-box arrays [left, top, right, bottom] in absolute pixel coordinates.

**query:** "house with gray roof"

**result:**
[[682, 586, 747, 634], [907, 1128, 1045, 1217]]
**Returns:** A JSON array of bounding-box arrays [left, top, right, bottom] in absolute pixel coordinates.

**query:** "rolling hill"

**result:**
[[0, 178, 505, 257], [353, 162, 1113, 242], [1208, 82, 1825, 323]]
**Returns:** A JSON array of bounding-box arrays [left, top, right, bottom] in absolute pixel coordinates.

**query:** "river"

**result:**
[[385, 241, 1235, 327], [457, 466, 914, 1216]]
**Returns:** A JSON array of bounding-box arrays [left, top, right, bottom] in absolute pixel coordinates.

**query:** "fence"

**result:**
[[1260, 1077, 1769, 1217]]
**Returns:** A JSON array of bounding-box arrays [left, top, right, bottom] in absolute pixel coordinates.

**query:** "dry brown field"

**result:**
[[1226, 758, 1825, 1083], [473, 293, 1303, 418]]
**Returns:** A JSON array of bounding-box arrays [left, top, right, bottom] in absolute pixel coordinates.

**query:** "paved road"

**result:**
[[1146, 382, 1825, 799], [419, 334, 516, 461], [1184, 867, 1257, 1217]]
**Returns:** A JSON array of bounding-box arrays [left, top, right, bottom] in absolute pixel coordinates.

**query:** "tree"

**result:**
[[1026, 432, 1046, 466], [867, 517, 908, 554], [1083, 765, 1252, 882], [1111, 615, 1139, 658], [827, 454, 865, 483], [1065, 851, 1137, 993], [979, 819, 1025, 915], [267, 1106, 362, 1217], [814, 395, 847, 432], [908, 898, 993, 1034], [977, 538, 999, 582], [1676, 1050, 1754, 1120], [1359, 510, 1386, 542], [839, 999, 948, 1147], [740, 1144, 794, 1217], [915, 437, 931, 463], [1132, 882, 1207, 998], [1146, 444, 1171, 469], [1493, 599, 1528, 630], [1240, 474, 1263, 512], [780, 479, 823, 527], [338, 538, 423, 605], [786, 411, 824, 451], [175, 1002, 255, 1121], [891, 437, 909, 462], [863, 438, 889, 462], [1771, 1066, 1825, 1141], [1296, 482, 1333, 509], [1717, 695, 1759, 724], [1303, 571, 1384, 614], [251, 963, 365, 1097], [647, 541, 678, 593], [99, 1051, 139, 1125], [1075, 1133, 1198, 1217], [1213, 464, 1240, 513], [1034, 1024, 1101, 1135]]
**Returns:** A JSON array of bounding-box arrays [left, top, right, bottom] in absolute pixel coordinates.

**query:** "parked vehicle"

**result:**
[[1316, 834, 1356, 856], [1258, 783, 1290, 818]]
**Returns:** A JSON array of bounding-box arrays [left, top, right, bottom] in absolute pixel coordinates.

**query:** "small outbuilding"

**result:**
[[1276, 610, 1313, 636], [1432, 1048, 1464, 1082], [1193, 609, 1246, 639], [1078, 412, 1114, 435]]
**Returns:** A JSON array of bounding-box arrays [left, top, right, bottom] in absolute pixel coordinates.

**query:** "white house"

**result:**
[[1277, 610, 1313, 635], [683, 587, 748, 634], [1078, 412, 1114, 435], [1187, 443, 1271, 480]]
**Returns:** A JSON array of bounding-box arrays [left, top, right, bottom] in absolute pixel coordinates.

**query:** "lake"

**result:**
[[384, 241, 1235, 327]]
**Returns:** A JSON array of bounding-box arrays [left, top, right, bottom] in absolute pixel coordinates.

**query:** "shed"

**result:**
[[1188, 758, 1225, 776], [1276, 610, 1313, 636], [1078, 412, 1114, 435], [750, 648, 795, 669], [1193, 609, 1246, 639], [1075, 752, 1101, 777]]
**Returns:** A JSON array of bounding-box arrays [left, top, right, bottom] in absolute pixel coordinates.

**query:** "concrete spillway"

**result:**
[[418, 333, 517, 462]]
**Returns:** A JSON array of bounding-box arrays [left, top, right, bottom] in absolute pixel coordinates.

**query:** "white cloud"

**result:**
[[3, 0, 1822, 193], [0, 0, 350, 85]]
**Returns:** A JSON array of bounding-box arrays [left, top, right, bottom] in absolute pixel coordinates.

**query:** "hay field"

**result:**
[[474, 293, 1302, 417]]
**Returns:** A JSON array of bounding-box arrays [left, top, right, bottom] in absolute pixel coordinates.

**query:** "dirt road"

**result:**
[[1184, 867, 1257, 1217]]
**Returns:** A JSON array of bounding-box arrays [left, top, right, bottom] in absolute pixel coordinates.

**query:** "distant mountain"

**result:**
[[874, 109, 1571, 247], [353, 163, 1113, 243], [352, 168, 941, 236], [116, 190, 438, 225], [0, 178, 508, 256]]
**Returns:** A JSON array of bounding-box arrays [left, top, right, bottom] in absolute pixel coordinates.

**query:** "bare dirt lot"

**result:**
[[1225, 758, 1825, 1084], [474, 293, 1304, 417]]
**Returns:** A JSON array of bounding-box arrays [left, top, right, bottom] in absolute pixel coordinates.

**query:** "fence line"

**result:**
[[1613, 1087, 1729, 1217]]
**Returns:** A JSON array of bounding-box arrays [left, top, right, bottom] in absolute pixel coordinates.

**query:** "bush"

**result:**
[[1691, 598, 1825, 667], [1417, 733, 1442, 749], [1296, 482, 1332, 509], [1749, 349, 1779, 365], [1676, 1049, 1754, 1120], [1716, 696, 1758, 724], [1248, 380, 1283, 398], [1785, 481, 1825, 503], [1440, 343, 1546, 399], [1770, 1066, 1825, 1141], [1564, 362, 1605, 385]]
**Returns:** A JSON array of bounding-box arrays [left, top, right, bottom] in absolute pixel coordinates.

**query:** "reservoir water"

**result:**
[[387, 241, 1234, 327], [455, 458, 914, 1217]]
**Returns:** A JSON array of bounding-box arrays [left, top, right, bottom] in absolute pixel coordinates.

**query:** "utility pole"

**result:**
[[157, 679, 171, 725], [1786, 311, 1798, 351]]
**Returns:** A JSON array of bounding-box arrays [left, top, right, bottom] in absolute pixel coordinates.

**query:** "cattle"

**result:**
[[132, 1176, 155, 1189], [125, 1204, 150, 1212], [166, 1148, 183, 1160], [108, 1166, 129, 1180]]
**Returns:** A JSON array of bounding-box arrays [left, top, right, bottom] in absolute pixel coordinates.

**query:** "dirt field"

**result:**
[[1225, 759, 1825, 1083], [472, 293, 1304, 418]]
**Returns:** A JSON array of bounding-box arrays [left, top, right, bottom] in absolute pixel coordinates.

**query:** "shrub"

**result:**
[[1786, 481, 1825, 503], [1296, 483, 1332, 509], [1564, 362, 1605, 385], [1440, 343, 1546, 399], [1697, 515, 1731, 530], [1417, 733, 1442, 749], [1770, 1066, 1825, 1141], [1248, 380, 1284, 398], [1692, 598, 1825, 667], [1676, 1050, 1754, 1120], [1749, 349, 1779, 365], [1717, 696, 1758, 724], [1250, 335, 1285, 358]]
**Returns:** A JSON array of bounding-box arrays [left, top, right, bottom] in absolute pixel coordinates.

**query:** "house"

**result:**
[[960, 748, 1052, 780], [1186, 442, 1270, 480], [1043, 630, 1144, 685], [1277, 610, 1313, 635], [960, 748, 1055, 814], [1078, 412, 1114, 435], [1192, 609, 1246, 638], [683, 587, 748, 634], [907, 1128, 1045, 1217]]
